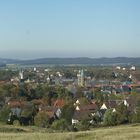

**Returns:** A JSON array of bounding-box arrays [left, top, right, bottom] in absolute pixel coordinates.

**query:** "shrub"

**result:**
[[51, 119, 68, 130], [13, 120, 21, 126], [75, 119, 90, 131], [116, 103, 129, 124], [0, 105, 11, 123], [34, 112, 49, 127], [61, 103, 74, 124], [90, 114, 101, 127], [129, 107, 140, 123], [103, 109, 118, 126]]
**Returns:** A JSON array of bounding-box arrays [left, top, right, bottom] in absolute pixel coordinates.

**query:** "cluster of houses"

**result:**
[[1, 65, 140, 126], [6, 98, 64, 125], [6, 94, 136, 126], [72, 97, 136, 125]]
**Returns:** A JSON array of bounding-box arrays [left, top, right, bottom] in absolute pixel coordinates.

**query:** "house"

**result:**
[[124, 98, 135, 107], [130, 66, 136, 71], [122, 67, 126, 71], [76, 99, 80, 104], [123, 98, 136, 112], [99, 100, 121, 120], [116, 66, 121, 70], [32, 99, 46, 106], [100, 100, 121, 113], [101, 86, 113, 94], [7, 99, 22, 124], [100, 103, 108, 110], [53, 99, 64, 108], [110, 85, 121, 94], [121, 86, 131, 93], [7, 99, 21, 108], [72, 103, 98, 124], [75, 103, 98, 111], [38, 105, 61, 123], [72, 110, 91, 124]]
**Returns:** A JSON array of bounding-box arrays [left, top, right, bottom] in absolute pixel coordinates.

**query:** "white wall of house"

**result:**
[[72, 119, 79, 125], [76, 106, 80, 111], [124, 100, 129, 107], [100, 103, 108, 110]]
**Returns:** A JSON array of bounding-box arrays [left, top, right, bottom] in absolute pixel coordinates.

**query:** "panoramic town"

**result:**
[[0, 64, 140, 131], [0, 0, 140, 140]]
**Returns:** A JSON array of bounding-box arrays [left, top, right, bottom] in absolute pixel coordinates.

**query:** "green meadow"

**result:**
[[0, 124, 140, 140]]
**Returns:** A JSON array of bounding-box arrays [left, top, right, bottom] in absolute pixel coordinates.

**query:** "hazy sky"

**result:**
[[0, 0, 140, 59]]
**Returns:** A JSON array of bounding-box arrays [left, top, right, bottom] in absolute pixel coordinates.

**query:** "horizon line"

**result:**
[[1, 56, 140, 61]]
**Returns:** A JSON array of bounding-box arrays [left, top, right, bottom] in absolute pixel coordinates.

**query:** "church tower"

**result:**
[[19, 70, 24, 81], [77, 69, 84, 87]]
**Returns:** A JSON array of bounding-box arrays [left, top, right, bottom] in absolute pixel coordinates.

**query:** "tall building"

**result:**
[[19, 70, 24, 80], [77, 69, 84, 87]]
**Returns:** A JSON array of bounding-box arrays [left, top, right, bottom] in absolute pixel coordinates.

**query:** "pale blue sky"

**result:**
[[0, 0, 140, 59]]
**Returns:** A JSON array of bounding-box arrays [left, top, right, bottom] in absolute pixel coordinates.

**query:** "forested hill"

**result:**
[[0, 57, 140, 65]]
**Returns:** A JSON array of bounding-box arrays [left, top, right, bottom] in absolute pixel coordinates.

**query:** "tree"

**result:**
[[10, 86, 19, 98], [75, 119, 90, 131], [103, 109, 118, 126], [34, 112, 49, 127], [61, 102, 74, 124], [116, 103, 129, 124], [20, 104, 35, 125], [0, 105, 11, 123], [90, 113, 101, 127], [57, 86, 66, 98], [51, 119, 68, 130], [0, 86, 8, 103], [130, 107, 140, 123], [0, 70, 17, 81], [94, 92, 104, 105]]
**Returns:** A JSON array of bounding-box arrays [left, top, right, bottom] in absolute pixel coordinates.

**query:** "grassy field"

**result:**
[[0, 124, 140, 140]]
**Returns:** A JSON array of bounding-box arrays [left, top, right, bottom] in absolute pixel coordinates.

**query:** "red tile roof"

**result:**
[[53, 99, 64, 108], [8, 100, 21, 108]]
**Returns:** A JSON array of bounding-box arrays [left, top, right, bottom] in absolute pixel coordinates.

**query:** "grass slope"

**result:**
[[0, 124, 140, 140]]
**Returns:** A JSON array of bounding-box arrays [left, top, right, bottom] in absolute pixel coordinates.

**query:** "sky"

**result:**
[[0, 0, 140, 59]]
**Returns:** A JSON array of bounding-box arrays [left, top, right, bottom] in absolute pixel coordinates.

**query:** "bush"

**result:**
[[103, 109, 118, 126], [90, 114, 101, 127], [130, 113, 139, 123], [61, 103, 74, 124], [129, 107, 140, 123], [51, 119, 68, 130], [0, 105, 11, 123], [75, 119, 90, 131], [13, 120, 21, 126], [34, 112, 49, 127], [116, 103, 129, 124], [20, 105, 35, 125]]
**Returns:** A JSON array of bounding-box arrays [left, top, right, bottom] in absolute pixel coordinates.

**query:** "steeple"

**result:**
[[77, 69, 84, 87], [19, 70, 24, 80]]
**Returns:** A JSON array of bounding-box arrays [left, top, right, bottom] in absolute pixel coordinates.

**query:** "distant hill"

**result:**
[[19, 57, 140, 65], [0, 58, 20, 66], [1, 57, 140, 65]]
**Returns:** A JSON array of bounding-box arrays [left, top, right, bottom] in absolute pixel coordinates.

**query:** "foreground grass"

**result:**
[[0, 124, 140, 140]]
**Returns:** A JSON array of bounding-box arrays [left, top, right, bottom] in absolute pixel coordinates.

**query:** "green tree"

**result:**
[[51, 119, 68, 130], [129, 106, 140, 123], [90, 114, 101, 127], [34, 112, 49, 127], [0, 105, 11, 123], [103, 109, 118, 126], [75, 119, 90, 131], [10, 86, 19, 98], [116, 103, 129, 124], [61, 102, 74, 124]]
